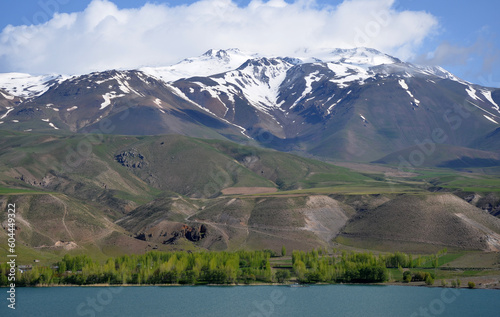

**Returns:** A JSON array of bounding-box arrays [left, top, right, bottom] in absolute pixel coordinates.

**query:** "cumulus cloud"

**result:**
[[0, 0, 439, 75]]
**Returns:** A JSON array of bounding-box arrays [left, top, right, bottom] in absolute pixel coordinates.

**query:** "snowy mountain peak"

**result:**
[[300, 47, 400, 66], [140, 47, 401, 85], [202, 48, 243, 61], [237, 57, 290, 71], [0, 73, 67, 98], [141, 48, 259, 82]]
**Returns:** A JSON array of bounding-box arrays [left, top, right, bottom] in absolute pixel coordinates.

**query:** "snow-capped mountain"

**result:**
[[140, 48, 260, 82], [1, 47, 499, 162], [0, 73, 68, 98]]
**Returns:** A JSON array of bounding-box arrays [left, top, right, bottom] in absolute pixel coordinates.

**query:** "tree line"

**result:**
[[0, 250, 272, 286], [291, 248, 448, 284], [0, 248, 448, 286]]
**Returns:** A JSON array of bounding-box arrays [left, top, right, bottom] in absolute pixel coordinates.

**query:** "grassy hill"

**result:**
[[1, 130, 500, 264], [374, 143, 500, 169], [0, 193, 163, 264]]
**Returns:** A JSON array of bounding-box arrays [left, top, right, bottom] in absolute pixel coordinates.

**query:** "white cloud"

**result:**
[[0, 0, 438, 75]]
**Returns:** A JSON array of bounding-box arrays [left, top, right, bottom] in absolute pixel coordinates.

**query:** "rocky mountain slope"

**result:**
[[0, 48, 498, 164]]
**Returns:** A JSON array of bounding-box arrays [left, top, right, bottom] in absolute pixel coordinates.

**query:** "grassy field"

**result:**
[[405, 168, 500, 192], [0, 187, 53, 195]]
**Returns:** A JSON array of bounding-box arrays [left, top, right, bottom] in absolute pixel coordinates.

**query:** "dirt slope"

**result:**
[[339, 194, 500, 252]]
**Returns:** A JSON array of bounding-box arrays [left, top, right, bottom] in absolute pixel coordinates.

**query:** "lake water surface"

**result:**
[[1, 285, 498, 317]]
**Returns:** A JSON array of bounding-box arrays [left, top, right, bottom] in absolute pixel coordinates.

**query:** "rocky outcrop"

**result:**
[[115, 149, 147, 169], [163, 224, 207, 245]]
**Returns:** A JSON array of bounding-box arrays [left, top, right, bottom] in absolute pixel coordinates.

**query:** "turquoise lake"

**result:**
[[1, 285, 498, 316]]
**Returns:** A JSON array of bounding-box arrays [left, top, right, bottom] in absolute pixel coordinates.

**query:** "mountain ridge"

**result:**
[[0, 47, 499, 163]]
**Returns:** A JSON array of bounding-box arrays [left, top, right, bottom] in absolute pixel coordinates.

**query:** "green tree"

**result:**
[[281, 245, 287, 257], [275, 270, 290, 283], [293, 260, 306, 280]]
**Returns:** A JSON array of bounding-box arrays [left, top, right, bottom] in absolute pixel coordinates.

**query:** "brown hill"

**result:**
[[339, 193, 500, 252], [118, 195, 355, 252]]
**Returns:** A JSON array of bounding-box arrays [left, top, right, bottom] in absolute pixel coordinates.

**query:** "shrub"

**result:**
[[403, 271, 412, 283], [468, 281, 475, 289], [275, 270, 290, 283], [425, 275, 434, 286], [413, 271, 435, 282]]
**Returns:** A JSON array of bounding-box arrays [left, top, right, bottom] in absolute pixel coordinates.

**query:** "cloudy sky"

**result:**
[[0, 0, 498, 87]]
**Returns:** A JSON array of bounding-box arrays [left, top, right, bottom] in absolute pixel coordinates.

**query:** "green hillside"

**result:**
[[1, 130, 500, 264]]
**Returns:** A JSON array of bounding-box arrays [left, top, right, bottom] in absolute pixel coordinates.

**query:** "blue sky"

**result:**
[[0, 0, 498, 87]]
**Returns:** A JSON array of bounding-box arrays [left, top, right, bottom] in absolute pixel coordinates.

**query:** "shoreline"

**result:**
[[4, 280, 499, 290]]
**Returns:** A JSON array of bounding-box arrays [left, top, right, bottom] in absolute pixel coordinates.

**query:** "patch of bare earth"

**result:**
[[455, 213, 500, 251], [302, 195, 350, 242], [221, 187, 277, 195], [54, 241, 78, 250]]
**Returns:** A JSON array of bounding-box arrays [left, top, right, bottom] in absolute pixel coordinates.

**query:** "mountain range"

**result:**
[[1, 48, 500, 261], [1, 47, 499, 164]]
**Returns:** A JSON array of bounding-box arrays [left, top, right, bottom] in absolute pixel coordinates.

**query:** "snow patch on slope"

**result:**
[[0, 108, 14, 120], [481, 90, 500, 114], [484, 115, 498, 124], [0, 91, 14, 100], [168, 84, 250, 138], [466, 86, 482, 101], [398, 79, 409, 90], [327, 63, 371, 88], [153, 98, 165, 114], [327, 99, 342, 114], [291, 71, 322, 108], [210, 77, 237, 104], [0, 73, 67, 98], [112, 73, 144, 97], [100, 92, 125, 110], [49, 122, 59, 130], [398, 79, 420, 106], [467, 100, 500, 120], [221, 58, 291, 113]]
